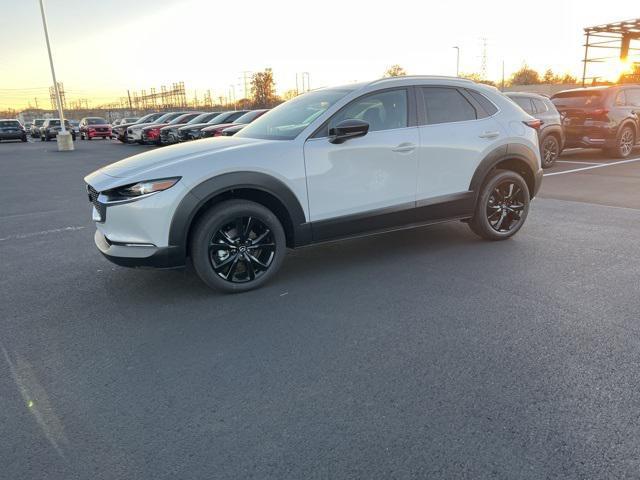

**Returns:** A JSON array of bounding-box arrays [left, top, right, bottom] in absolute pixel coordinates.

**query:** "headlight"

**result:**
[[102, 177, 180, 203]]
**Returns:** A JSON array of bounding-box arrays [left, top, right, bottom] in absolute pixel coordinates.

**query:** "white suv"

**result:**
[[85, 76, 543, 292]]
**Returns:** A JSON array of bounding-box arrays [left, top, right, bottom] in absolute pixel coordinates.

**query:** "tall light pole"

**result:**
[[453, 46, 460, 77], [38, 0, 73, 151]]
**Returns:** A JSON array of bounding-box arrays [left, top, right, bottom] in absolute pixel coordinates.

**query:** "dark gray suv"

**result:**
[[506, 92, 564, 168]]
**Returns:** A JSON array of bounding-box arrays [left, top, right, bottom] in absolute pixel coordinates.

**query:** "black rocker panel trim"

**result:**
[[169, 172, 311, 260], [311, 191, 474, 243]]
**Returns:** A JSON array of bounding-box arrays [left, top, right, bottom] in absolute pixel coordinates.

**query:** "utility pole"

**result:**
[[38, 0, 73, 150], [501, 60, 505, 91], [34, 97, 39, 109], [453, 46, 460, 77]]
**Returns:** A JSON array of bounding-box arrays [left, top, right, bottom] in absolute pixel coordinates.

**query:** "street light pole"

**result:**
[[38, 0, 73, 151], [453, 46, 460, 77]]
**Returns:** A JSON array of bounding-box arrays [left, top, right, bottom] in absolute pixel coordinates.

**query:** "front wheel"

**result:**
[[190, 200, 287, 293], [468, 170, 530, 241]]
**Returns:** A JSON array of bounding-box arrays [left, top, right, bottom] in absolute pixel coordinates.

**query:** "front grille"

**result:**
[[87, 184, 106, 222], [96, 127, 108, 132]]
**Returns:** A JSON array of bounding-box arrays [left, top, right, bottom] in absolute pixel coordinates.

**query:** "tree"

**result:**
[[251, 68, 277, 108], [543, 68, 556, 84], [559, 73, 578, 84], [282, 89, 298, 101], [459, 72, 496, 87], [384, 65, 406, 77], [510, 64, 541, 85]]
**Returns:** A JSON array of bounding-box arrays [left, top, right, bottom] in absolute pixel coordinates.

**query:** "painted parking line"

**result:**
[[556, 160, 604, 165], [544, 157, 640, 176]]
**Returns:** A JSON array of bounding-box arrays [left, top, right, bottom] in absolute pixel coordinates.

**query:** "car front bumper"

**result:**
[[94, 230, 184, 268]]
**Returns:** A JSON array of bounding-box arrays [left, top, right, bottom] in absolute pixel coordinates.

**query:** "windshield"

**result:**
[[187, 113, 213, 124], [551, 91, 604, 109], [86, 118, 107, 125], [169, 113, 198, 125], [236, 88, 353, 140], [0, 120, 20, 127], [234, 110, 267, 124], [34, 119, 44, 126], [152, 113, 174, 124]]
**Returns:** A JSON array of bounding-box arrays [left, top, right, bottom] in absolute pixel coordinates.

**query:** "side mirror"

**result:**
[[329, 119, 369, 144]]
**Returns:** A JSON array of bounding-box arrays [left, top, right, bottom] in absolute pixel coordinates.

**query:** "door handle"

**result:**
[[479, 131, 500, 139], [392, 143, 416, 153]]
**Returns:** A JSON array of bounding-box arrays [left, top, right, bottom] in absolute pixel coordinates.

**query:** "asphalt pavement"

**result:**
[[2, 139, 640, 479]]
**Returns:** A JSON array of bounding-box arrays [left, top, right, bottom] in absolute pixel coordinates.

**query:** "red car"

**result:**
[[79, 117, 112, 140], [200, 109, 268, 138]]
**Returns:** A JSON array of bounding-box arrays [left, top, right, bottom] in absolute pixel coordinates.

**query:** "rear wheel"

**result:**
[[540, 134, 560, 168], [608, 125, 635, 158], [190, 200, 287, 293], [469, 170, 530, 240]]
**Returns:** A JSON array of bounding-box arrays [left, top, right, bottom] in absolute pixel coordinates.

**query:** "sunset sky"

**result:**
[[0, 0, 638, 110]]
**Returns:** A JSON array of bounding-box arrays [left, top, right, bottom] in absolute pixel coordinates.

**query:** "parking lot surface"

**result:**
[[2, 140, 640, 479]]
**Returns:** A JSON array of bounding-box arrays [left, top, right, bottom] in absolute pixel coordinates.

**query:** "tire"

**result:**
[[87, 134, 91, 141], [540, 134, 560, 168], [468, 170, 530, 241], [190, 199, 287, 293], [21, 136, 27, 142], [609, 125, 635, 158], [44, 135, 50, 142]]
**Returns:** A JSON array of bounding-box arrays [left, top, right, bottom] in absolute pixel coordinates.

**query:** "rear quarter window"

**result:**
[[466, 89, 498, 116]]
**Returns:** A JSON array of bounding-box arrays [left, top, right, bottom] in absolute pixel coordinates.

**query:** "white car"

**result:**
[[85, 76, 543, 292]]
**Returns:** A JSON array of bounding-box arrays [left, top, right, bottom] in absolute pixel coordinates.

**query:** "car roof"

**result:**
[[504, 91, 549, 100], [0, 118, 20, 121]]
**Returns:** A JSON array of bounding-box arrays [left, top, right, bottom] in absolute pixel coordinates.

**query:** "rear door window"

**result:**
[[420, 87, 476, 125], [625, 89, 640, 107]]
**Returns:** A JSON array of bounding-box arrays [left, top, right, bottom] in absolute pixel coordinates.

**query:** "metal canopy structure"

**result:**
[[582, 18, 640, 86]]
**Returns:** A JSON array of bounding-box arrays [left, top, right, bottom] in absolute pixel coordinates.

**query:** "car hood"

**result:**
[[178, 123, 209, 131], [89, 136, 273, 180], [202, 122, 235, 132], [142, 123, 169, 131], [161, 123, 188, 131]]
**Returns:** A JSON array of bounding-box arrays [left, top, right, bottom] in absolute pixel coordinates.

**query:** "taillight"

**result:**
[[523, 119, 541, 130], [213, 130, 223, 137]]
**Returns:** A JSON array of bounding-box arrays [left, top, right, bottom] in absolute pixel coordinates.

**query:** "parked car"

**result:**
[[84, 76, 543, 292], [30, 119, 45, 138], [68, 119, 80, 136], [127, 112, 189, 143], [220, 124, 245, 136], [551, 85, 640, 158], [79, 117, 112, 140], [40, 119, 76, 141], [0, 119, 27, 142], [112, 119, 122, 127], [141, 112, 202, 145], [176, 112, 228, 141], [114, 113, 162, 143], [200, 110, 251, 138], [208, 109, 269, 138], [505, 92, 564, 168], [158, 112, 213, 145]]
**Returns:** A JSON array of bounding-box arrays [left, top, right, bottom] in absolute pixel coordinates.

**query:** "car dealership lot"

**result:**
[[2, 141, 640, 479]]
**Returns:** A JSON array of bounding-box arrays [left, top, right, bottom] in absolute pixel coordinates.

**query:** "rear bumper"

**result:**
[[94, 230, 184, 269], [563, 124, 616, 149], [533, 168, 543, 197], [0, 132, 26, 140], [87, 130, 112, 138]]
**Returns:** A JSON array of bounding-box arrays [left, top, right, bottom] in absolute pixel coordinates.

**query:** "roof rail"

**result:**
[[368, 75, 476, 86]]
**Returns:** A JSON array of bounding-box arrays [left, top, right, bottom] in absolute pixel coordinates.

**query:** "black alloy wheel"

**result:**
[[190, 199, 286, 292], [541, 135, 560, 168], [209, 216, 276, 283], [469, 170, 530, 240]]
